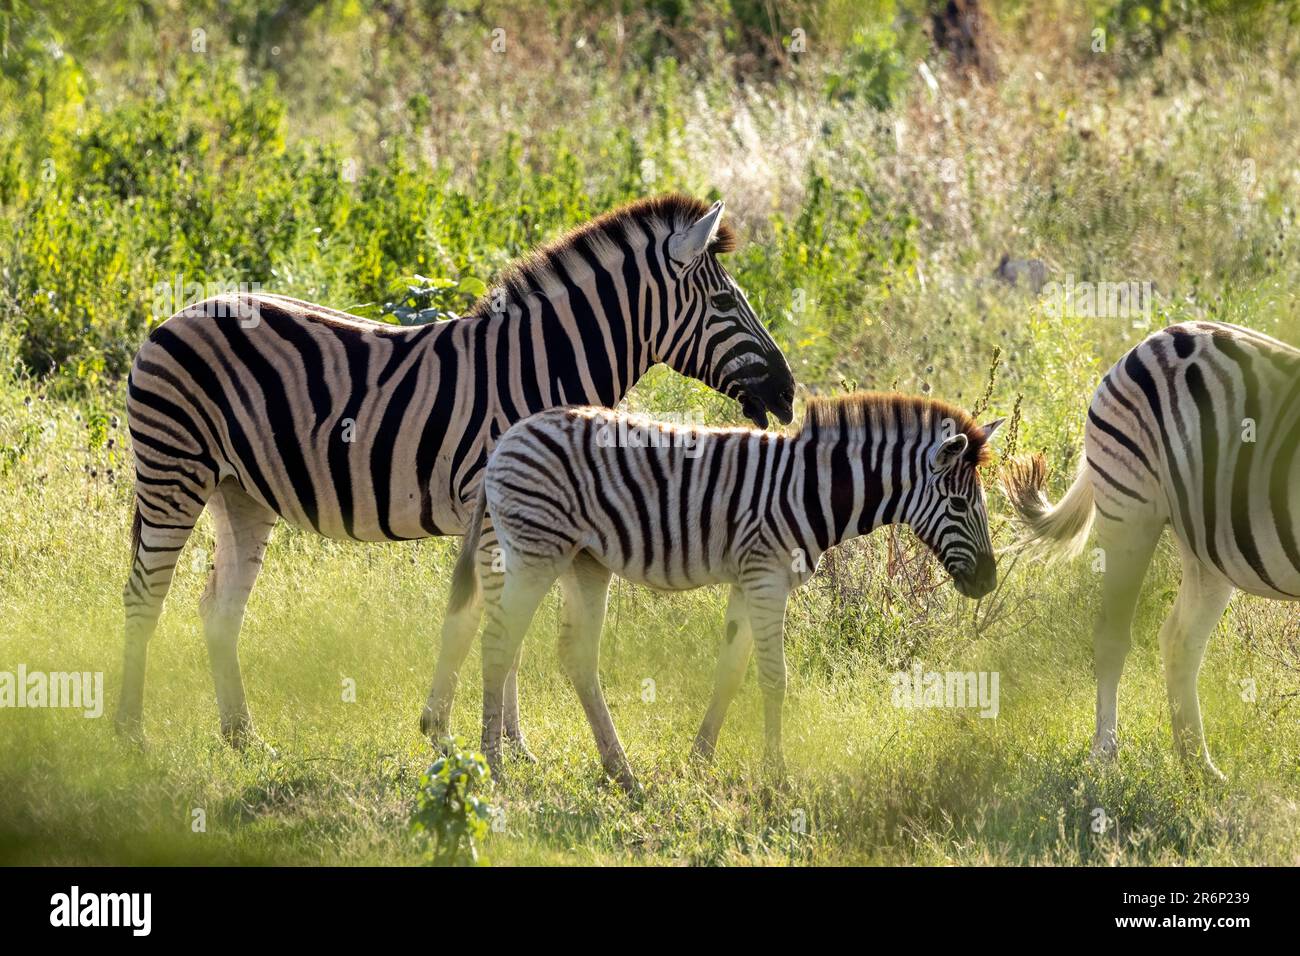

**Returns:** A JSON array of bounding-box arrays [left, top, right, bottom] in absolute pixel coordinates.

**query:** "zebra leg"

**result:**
[[421, 524, 497, 743], [1091, 515, 1162, 761], [692, 586, 752, 762], [744, 583, 791, 779], [480, 564, 555, 783], [494, 566, 599, 763], [502, 644, 534, 761], [116, 493, 207, 744], [1159, 553, 1233, 779], [557, 554, 637, 793], [421, 595, 483, 744], [198, 481, 278, 751]]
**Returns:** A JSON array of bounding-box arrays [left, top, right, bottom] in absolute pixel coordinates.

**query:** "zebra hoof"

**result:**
[[608, 767, 642, 798], [1202, 762, 1228, 783], [231, 736, 279, 762], [418, 706, 444, 742], [1089, 735, 1120, 763], [690, 735, 718, 764], [114, 715, 147, 750], [505, 736, 538, 764], [1182, 753, 1227, 783], [223, 720, 277, 759]]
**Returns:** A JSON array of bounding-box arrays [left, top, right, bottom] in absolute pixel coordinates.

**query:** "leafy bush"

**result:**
[[824, 21, 912, 110], [374, 274, 487, 325], [410, 739, 494, 866], [0, 56, 642, 390], [734, 170, 918, 377], [1098, 0, 1297, 60]]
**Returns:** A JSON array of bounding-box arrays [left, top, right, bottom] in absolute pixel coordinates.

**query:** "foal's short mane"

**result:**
[[464, 194, 736, 321], [800, 392, 992, 466]]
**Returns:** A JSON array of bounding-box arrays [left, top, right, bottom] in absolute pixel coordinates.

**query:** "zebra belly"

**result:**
[[600, 563, 735, 592], [578, 535, 737, 591], [215, 414, 476, 542]]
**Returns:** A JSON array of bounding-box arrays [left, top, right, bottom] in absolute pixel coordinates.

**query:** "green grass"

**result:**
[[0, 395, 1296, 865], [1, 0, 1299, 865]]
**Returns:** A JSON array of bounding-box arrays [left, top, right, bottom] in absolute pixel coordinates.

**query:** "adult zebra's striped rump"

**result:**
[[466, 392, 1004, 787], [1002, 321, 1300, 596], [118, 194, 797, 748], [1000, 320, 1300, 775]]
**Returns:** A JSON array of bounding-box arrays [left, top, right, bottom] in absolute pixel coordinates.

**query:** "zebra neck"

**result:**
[[786, 428, 918, 553], [482, 254, 660, 420]]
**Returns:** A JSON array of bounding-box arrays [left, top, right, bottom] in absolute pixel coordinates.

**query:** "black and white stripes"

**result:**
[[455, 393, 1003, 787], [116, 194, 796, 746], [1002, 320, 1300, 775]]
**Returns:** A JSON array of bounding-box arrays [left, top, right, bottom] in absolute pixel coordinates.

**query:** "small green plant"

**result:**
[[410, 738, 494, 866], [375, 274, 488, 326], [970, 346, 1003, 420]]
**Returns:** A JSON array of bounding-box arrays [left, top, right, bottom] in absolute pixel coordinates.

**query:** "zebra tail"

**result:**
[[448, 485, 488, 613], [999, 453, 1095, 559]]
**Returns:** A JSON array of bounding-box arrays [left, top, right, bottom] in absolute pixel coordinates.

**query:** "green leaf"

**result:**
[[457, 276, 488, 297]]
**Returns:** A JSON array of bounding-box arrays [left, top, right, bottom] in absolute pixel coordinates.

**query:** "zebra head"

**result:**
[[913, 418, 1005, 599], [661, 201, 795, 428]]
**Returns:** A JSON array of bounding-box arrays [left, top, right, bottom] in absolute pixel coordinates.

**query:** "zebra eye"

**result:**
[[711, 292, 738, 312], [950, 498, 969, 515]]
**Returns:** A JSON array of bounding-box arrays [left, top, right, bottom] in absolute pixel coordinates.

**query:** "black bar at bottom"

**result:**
[[0, 865, 1280, 940]]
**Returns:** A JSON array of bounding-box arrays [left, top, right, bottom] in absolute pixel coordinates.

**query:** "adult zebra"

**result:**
[[453, 394, 1003, 788], [119, 195, 796, 748], [1002, 321, 1300, 776]]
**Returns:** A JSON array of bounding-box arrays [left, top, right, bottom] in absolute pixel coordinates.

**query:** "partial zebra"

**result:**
[[1002, 321, 1300, 777], [119, 195, 796, 747], [452, 394, 1003, 789]]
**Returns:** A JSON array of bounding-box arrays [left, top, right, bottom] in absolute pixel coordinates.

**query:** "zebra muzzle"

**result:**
[[739, 374, 795, 429], [951, 554, 997, 599]]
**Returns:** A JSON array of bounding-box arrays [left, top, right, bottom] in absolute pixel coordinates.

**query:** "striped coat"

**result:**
[[455, 394, 1003, 788], [1002, 320, 1300, 775], [117, 195, 796, 748]]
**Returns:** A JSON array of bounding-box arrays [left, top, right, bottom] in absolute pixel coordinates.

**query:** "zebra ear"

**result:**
[[931, 433, 969, 474], [979, 418, 1006, 441], [669, 201, 724, 262]]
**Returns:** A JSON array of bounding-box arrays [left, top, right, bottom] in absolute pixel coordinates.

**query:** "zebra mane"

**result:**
[[800, 392, 993, 466], [464, 194, 736, 320]]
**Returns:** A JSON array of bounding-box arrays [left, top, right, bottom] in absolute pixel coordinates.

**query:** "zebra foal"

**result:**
[[1002, 321, 1299, 776], [451, 393, 1003, 789]]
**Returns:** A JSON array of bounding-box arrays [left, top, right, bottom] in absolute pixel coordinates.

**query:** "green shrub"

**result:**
[[410, 739, 494, 867], [1098, 0, 1297, 60], [734, 170, 918, 380]]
